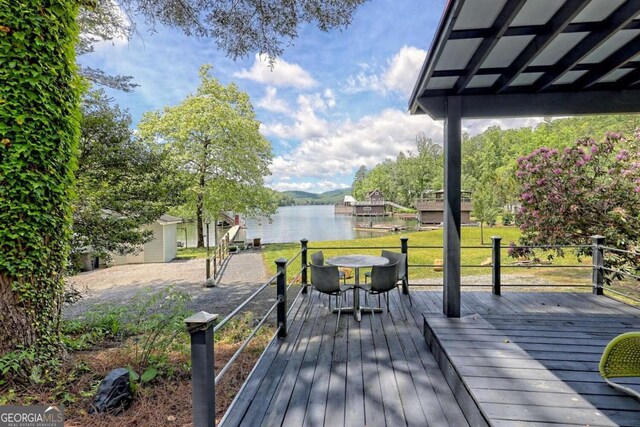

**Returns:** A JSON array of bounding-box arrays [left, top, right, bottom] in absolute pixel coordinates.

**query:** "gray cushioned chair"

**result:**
[[365, 250, 411, 305], [361, 260, 406, 320], [309, 263, 352, 332], [310, 251, 346, 283]]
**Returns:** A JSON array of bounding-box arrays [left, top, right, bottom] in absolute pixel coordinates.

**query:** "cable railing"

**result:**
[[184, 234, 638, 426], [184, 249, 305, 427]]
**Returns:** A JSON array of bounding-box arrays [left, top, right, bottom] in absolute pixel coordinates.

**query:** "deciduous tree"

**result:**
[[72, 89, 185, 265], [138, 65, 274, 247], [514, 132, 640, 280]]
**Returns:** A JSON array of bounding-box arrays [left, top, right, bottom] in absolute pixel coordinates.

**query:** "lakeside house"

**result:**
[[415, 189, 473, 224], [354, 189, 386, 216]]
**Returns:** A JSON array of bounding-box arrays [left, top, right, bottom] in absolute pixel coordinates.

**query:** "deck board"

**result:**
[[424, 293, 640, 427], [221, 291, 640, 426]]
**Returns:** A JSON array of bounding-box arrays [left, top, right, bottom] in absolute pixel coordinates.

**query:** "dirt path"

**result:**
[[64, 251, 275, 319]]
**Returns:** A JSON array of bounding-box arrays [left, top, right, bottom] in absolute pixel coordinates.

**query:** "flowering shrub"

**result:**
[[514, 131, 640, 283]]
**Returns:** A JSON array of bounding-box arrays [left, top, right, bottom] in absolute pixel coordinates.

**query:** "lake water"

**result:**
[[178, 205, 417, 246]]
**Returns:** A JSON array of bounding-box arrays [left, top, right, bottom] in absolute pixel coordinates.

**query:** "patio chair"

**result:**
[[599, 332, 640, 399], [310, 251, 346, 283], [309, 263, 353, 332], [365, 250, 411, 306], [360, 260, 406, 321]]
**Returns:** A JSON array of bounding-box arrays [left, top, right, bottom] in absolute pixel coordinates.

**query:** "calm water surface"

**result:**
[[178, 205, 417, 246], [246, 205, 416, 243]]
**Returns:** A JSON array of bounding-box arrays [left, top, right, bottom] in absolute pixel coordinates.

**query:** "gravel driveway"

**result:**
[[64, 251, 277, 319]]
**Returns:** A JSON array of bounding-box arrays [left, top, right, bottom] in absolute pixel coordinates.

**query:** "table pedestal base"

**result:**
[[333, 307, 383, 321]]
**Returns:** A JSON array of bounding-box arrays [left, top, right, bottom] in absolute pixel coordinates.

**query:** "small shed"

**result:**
[[110, 214, 183, 266], [354, 189, 386, 216], [415, 190, 473, 224]]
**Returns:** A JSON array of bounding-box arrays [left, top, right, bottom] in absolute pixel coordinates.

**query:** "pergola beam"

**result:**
[[432, 61, 640, 78], [571, 33, 640, 89], [449, 19, 640, 40], [416, 89, 640, 119], [494, 0, 589, 92], [453, 0, 525, 93], [533, 0, 640, 92]]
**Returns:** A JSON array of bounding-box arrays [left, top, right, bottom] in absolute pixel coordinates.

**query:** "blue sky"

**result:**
[[78, 0, 539, 193]]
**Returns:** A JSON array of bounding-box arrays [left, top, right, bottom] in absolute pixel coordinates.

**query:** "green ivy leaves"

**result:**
[[0, 0, 81, 372]]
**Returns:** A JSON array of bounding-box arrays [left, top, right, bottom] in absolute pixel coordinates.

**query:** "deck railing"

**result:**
[[184, 235, 638, 426], [307, 235, 639, 299], [185, 252, 306, 427]]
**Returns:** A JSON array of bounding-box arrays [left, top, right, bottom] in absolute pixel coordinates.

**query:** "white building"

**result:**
[[109, 214, 183, 266]]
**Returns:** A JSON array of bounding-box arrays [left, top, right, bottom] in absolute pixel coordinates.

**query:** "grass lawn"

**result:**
[[261, 226, 593, 284]]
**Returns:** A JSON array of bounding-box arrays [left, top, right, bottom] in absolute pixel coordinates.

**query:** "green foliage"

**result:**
[[71, 89, 186, 265], [138, 65, 275, 246], [355, 134, 443, 206], [502, 212, 514, 226], [121, 0, 365, 59], [0, 348, 35, 385], [514, 132, 640, 283], [63, 288, 191, 366], [473, 186, 501, 244], [0, 0, 81, 369]]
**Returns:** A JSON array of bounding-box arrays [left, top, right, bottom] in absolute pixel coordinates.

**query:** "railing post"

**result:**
[[592, 235, 605, 295], [276, 258, 288, 338], [184, 311, 218, 427], [491, 236, 502, 296], [301, 239, 308, 294], [213, 251, 217, 278], [400, 237, 409, 294]]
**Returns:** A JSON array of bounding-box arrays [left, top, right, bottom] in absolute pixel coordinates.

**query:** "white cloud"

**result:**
[[260, 90, 339, 140], [264, 108, 544, 193], [234, 54, 317, 89], [345, 45, 427, 97], [265, 108, 442, 182], [257, 87, 291, 114], [382, 46, 427, 96]]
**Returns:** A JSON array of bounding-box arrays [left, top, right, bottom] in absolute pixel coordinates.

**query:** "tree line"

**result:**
[[353, 115, 640, 226]]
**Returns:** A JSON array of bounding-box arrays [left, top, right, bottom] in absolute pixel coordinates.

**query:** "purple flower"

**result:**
[[576, 159, 586, 167], [553, 168, 562, 175], [537, 178, 546, 186], [591, 145, 599, 154], [564, 147, 572, 154], [616, 150, 629, 161]]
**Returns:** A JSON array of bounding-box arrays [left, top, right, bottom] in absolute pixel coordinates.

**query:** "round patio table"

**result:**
[[326, 255, 389, 321]]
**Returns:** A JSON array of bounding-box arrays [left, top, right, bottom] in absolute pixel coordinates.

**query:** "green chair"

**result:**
[[599, 332, 640, 399]]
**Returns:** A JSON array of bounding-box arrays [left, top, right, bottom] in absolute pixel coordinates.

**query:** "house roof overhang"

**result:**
[[409, 0, 640, 120]]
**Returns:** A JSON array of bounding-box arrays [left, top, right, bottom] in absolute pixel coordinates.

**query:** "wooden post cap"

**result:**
[[184, 311, 218, 333]]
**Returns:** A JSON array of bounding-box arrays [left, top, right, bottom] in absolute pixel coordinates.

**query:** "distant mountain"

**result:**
[[277, 188, 351, 205]]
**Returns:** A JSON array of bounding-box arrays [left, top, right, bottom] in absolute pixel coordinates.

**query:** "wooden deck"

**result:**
[[424, 293, 640, 427], [220, 291, 640, 426]]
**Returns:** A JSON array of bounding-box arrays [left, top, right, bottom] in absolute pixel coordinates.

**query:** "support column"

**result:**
[[443, 96, 462, 318]]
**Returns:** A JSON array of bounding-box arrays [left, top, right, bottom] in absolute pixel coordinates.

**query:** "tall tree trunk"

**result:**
[[0, 1, 80, 362], [196, 174, 205, 248], [480, 221, 484, 245]]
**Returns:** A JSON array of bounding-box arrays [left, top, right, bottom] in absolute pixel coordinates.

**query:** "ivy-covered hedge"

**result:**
[[0, 0, 80, 366]]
